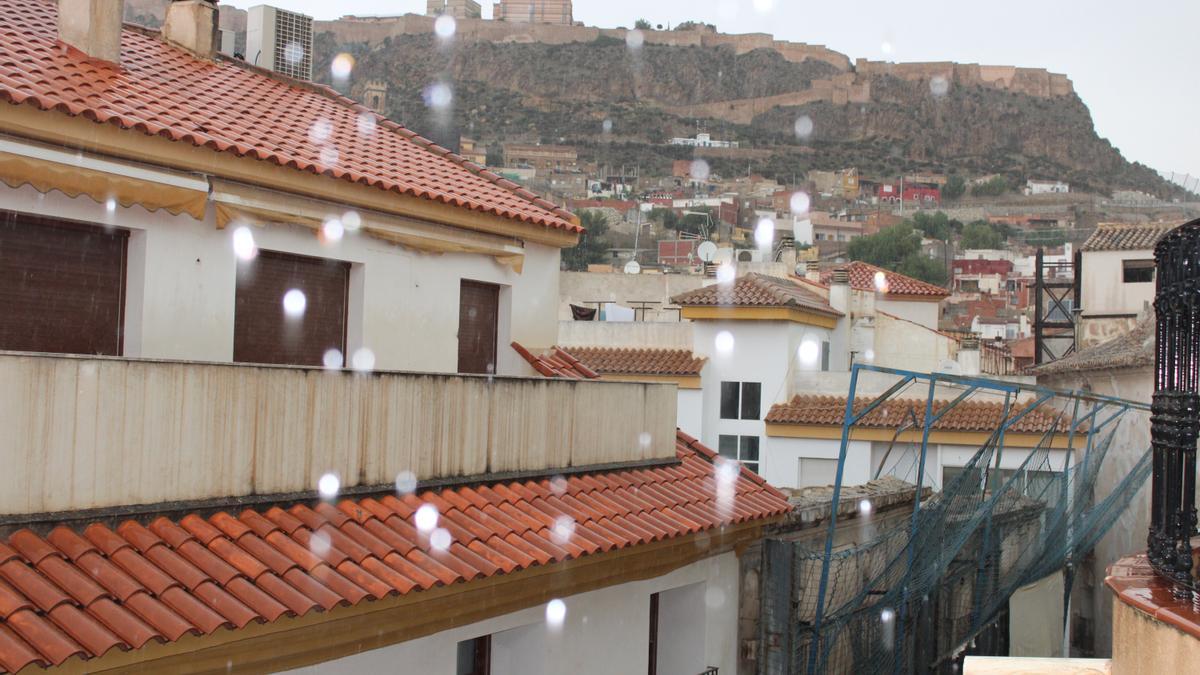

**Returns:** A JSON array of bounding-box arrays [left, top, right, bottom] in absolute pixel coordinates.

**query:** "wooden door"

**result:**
[[457, 280, 499, 374]]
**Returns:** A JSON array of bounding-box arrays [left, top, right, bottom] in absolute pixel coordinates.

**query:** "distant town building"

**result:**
[[502, 143, 578, 171], [1024, 179, 1070, 195], [457, 137, 488, 165], [808, 168, 859, 199], [492, 0, 572, 24], [668, 132, 740, 149], [426, 0, 482, 18], [877, 183, 941, 205], [356, 79, 388, 114]]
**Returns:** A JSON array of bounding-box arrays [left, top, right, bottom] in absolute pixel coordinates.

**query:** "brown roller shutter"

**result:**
[[457, 280, 499, 374], [0, 212, 127, 355], [233, 249, 349, 366]]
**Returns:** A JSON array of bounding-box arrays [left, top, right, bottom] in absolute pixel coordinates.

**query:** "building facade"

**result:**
[[502, 143, 578, 172], [426, 0, 483, 18], [492, 0, 573, 24]]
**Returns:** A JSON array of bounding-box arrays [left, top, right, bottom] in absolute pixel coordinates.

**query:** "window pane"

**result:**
[[740, 382, 761, 420], [742, 462, 759, 475], [718, 435, 738, 459], [821, 341, 831, 372], [720, 382, 739, 419], [740, 436, 760, 462], [1122, 260, 1155, 283]]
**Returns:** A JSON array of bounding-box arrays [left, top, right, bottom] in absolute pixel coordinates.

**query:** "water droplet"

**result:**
[[232, 226, 257, 260], [434, 14, 457, 39], [794, 115, 814, 140], [322, 218, 344, 242], [105, 197, 116, 214], [881, 41, 893, 56], [356, 113, 377, 137], [317, 472, 339, 498], [309, 119, 332, 144], [715, 330, 735, 355], [342, 210, 362, 231], [323, 348, 344, 369], [859, 499, 873, 515], [716, 263, 735, 285], [351, 347, 376, 372], [395, 470, 417, 495], [424, 82, 453, 109], [689, 159, 710, 182], [638, 432, 652, 449], [798, 338, 820, 366], [282, 289, 307, 318], [863, 349, 875, 362], [873, 271, 889, 293], [319, 145, 339, 166], [331, 53, 354, 80], [430, 527, 452, 551], [625, 29, 644, 50], [284, 42, 305, 65], [704, 585, 727, 609], [549, 475, 568, 496], [552, 515, 575, 545], [755, 218, 775, 248], [602, 118, 613, 134], [930, 75, 949, 97], [309, 530, 331, 556], [789, 191, 811, 214], [415, 503, 439, 532], [546, 599, 566, 627]]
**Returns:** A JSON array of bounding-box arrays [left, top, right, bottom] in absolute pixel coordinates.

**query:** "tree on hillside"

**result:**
[[561, 210, 611, 271], [847, 223, 947, 286], [908, 211, 959, 241], [960, 221, 1005, 249], [943, 175, 966, 200], [971, 176, 1008, 197], [634, 18, 652, 30]]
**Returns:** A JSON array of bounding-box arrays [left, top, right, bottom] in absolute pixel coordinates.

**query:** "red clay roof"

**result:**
[[817, 261, 950, 298], [510, 342, 599, 379], [1081, 223, 1175, 252], [0, 0, 579, 234], [0, 433, 788, 673], [766, 395, 1072, 434], [567, 347, 706, 376], [670, 273, 842, 316]]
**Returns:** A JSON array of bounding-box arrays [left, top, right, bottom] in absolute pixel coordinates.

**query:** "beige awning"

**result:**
[[0, 139, 209, 219], [211, 179, 527, 273]]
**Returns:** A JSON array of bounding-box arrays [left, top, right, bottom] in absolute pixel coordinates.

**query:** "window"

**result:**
[[234, 249, 350, 366], [648, 593, 660, 675], [821, 341, 831, 372], [720, 382, 761, 420], [1123, 259, 1155, 283], [960, 279, 980, 293], [458, 280, 500, 374], [718, 434, 760, 473], [799, 457, 838, 487], [456, 635, 491, 675], [0, 213, 128, 356]]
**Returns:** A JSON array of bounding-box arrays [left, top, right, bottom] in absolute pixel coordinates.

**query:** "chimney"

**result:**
[[58, 0, 125, 64], [828, 268, 851, 371], [162, 0, 219, 59], [958, 335, 981, 376]]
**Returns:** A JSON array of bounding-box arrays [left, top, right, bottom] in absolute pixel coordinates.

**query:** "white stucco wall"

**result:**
[[1081, 250, 1156, 317], [677, 388, 704, 439], [5, 183, 561, 376], [873, 312, 957, 373], [558, 270, 706, 322], [762, 437, 872, 489], [283, 551, 740, 675], [876, 298, 940, 330]]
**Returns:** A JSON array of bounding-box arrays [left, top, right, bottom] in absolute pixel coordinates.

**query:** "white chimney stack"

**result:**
[[58, 0, 125, 64], [828, 268, 852, 371], [162, 0, 219, 59]]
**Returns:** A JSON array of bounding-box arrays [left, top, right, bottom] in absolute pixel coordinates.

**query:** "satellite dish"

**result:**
[[697, 241, 718, 262], [623, 260, 642, 275]]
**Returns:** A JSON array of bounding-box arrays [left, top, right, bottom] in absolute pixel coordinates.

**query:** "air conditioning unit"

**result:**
[[246, 5, 313, 81]]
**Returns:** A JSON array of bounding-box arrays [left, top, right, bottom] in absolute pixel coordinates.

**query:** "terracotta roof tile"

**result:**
[[565, 347, 707, 376], [816, 261, 950, 298], [671, 273, 843, 314], [0, 0, 579, 234], [0, 432, 788, 671], [1082, 223, 1176, 252], [1031, 310, 1155, 375], [766, 395, 1072, 434]]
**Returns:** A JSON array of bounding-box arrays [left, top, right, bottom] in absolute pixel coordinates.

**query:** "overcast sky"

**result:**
[[223, 0, 1200, 183]]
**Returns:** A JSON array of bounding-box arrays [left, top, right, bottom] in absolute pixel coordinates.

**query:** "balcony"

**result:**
[[0, 351, 677, 517]]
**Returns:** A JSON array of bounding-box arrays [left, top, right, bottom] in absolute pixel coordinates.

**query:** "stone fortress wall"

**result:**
[[317, 14, 1074, 126]]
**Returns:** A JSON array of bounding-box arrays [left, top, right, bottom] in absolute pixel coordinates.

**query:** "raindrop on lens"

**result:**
[[395, 470, 417, 495], [105, 197, 116, 214], [424, 82, 453, 109], [930, 75, 949, 97], [549, 475, 568, 496], [602, 118, 613, 134], [552, 515, 575, 544], [323, 349, 344, 369], [689, 159, 710, 181], [716, 263, 735, 285], [352, 347, 376, 372], [430, 528, 451, 551], [794, 115, 814, 140], [874, 271, 889, 293], [798, 339, 820, 365], [625, 29, 644, 50], [881, 41, 893, 55], [309, 119, 332, 144], [789, 191, 811, 214], [322, 218, 344, 242], [753, 0, 775, 12], [342, 210, 362, 231], [434, 14, 456, 39], [755, 218, 775, 247], [864, 349, 876, 362], [546, 599, 567, 627], [284, 42, 304, 65], [415, 504, 439, 532], [283, 289, 307, 317], [317, 473, 340, 499], [859, 499, 873, 515], [331, 53, 354, 79], [715, 331, 735, 355], [638, 432, 652, 449], [320, 146, 339, 166], [356, 113, 376, 136], [232, 226, 257, 260], [310, 530, 331, 556]]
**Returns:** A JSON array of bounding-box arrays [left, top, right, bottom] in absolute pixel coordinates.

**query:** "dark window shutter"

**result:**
[[740, 436, 760, 462], [457, 280, 499, 374], [720, 381, 739, 419], [0, 213, 127, 355], [233, 249, 349, 366], [740, 382, 761, 420], [718, 435, 738, 460]]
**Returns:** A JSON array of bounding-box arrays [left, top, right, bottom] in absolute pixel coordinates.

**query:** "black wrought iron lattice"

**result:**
[[1149, 218, 1200, 593]]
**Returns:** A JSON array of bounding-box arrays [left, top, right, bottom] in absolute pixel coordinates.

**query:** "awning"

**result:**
[[210, 179, 526, 273], [0, 137, 209, 219]]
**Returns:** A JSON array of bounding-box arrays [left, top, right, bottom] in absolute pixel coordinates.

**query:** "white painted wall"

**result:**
[[1082, 249, 1156, 317], [1009, 571, 1065, 657], [655, 582, 707, 675], [677, 388, 704, 439], [762, 437, 872, 489], [874, 312, 958, 373], [283, 551, 740, 675], [558, 270, 705, 322], [4, 183, 560, 376], [876, 298, 940, 330]]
